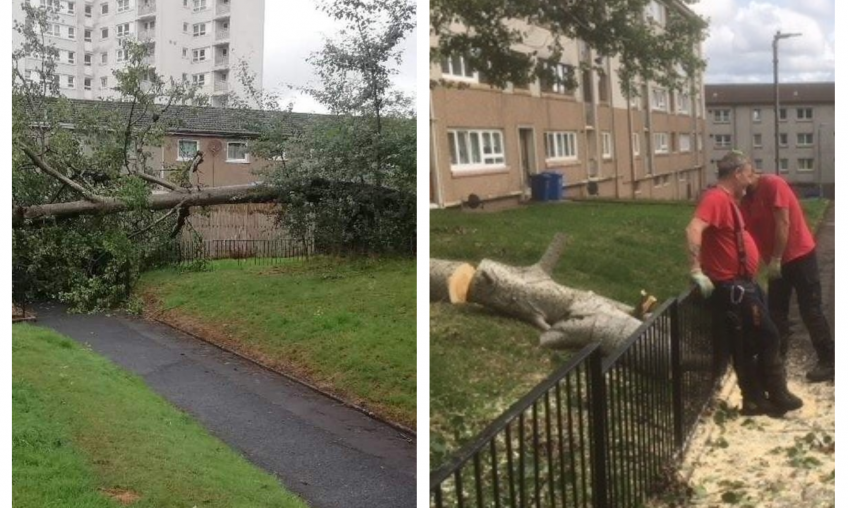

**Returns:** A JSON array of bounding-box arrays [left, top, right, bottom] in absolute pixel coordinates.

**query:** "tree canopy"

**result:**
[[430, 0, 708, 93]]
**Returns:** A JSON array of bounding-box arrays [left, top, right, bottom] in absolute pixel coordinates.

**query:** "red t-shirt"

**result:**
[[740, 175, 815, 263], [695, 187, 760, 282]]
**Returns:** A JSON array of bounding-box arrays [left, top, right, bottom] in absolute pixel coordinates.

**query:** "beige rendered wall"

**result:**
[[160, 134, 272, 187]]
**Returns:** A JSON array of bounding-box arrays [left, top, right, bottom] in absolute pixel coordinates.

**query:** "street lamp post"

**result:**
[[773, 30, 801, 174]]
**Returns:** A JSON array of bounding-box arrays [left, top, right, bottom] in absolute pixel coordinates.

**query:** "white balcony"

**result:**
[[138, 0, 156, 16], [138, 30, 155, 42], [215, 2, 230, 16], [216, 29, 230, 41], [213, 80, 229, 93], [214, 56, 229, 68]]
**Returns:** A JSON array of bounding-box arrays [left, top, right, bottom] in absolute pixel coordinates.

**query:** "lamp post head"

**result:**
[[774, 31, 802, 41]]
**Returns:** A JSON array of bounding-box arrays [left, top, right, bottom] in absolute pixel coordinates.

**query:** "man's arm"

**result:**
[[772, 207, 790, 261], [686, 217, 709, 272]]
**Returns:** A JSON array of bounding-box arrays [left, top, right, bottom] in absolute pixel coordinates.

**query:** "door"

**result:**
[[518, 128, 536, 195]]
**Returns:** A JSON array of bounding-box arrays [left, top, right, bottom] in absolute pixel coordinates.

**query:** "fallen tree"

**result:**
[[430, 233, 658, 356]]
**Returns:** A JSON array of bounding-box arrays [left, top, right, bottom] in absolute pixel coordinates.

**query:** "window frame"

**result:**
[[177, 139, 200, 162], [653, 132, 669, 154], [714, 134, 731, 149], [796, 133, 813, 147], [192, 48, 207, 62], [752, 133, 763, 148], [447, 128, 507, 172], [117, 0, 130, 12], [226, 142, 250, 163], [796, 108, 813, 121], [632, 132, 640, 156], [440, 54, 478, 83], [651, 88, 668, 112], [193, 23, 207, 37], [544, 131, 579, 162], [679, 133, 692, 153], [712, 109, 731, 123], [601, 132, 613, 159]]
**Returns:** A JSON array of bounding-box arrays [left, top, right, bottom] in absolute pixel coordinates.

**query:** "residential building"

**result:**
[[704, 83, 834, 196], [13, 0, 265, 107], [429, 1, 708, 208]]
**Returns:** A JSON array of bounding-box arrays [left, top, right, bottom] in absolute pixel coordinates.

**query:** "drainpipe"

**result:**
[[609, 57, 620, 199]]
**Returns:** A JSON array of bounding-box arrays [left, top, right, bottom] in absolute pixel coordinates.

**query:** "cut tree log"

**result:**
[[430, 259, 476, 303], [460, 233, 649, 356]]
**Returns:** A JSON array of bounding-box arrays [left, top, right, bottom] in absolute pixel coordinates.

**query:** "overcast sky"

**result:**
[[690, 0, 835, 84], [261, 1, 416, 114]]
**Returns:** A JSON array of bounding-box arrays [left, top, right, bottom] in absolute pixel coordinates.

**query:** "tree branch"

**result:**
[[16, 140, 106, 203]]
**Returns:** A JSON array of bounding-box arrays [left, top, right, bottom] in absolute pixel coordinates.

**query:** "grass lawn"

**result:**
[[13, 323, 307, 508], [139, 256, 416, 428], [430, 198, 829, 467]]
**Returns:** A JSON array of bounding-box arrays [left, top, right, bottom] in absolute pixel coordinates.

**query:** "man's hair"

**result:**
[[716, 150, 750, 179]]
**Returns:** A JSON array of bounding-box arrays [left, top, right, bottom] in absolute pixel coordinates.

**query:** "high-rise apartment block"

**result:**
[[13, 0, 265, 107]]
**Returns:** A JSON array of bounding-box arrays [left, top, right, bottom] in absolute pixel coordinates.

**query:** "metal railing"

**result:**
[[431, 289, 726, 508], [213, 80, 228, 92], [215, 56, 229, 67], [155, 238, 315, 267], [216, 28, 230, 41]]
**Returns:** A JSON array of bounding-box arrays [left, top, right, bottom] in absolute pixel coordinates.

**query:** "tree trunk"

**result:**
[[430, 259, 476, 303], [13, 184, 278, 226]]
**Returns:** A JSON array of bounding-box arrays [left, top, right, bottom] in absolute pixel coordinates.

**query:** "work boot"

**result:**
[[740, 394, 781, 417], [806, 361, 835, 383], [764, 372, 804, 414]]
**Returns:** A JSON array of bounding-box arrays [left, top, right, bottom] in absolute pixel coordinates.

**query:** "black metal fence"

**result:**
[[430, 289, 728, 508], [154, 238, 315, 267]]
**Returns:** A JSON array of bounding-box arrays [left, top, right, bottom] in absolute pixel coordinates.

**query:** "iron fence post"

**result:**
[[588, 348, 608, 508], [670, 298, 684, 449]]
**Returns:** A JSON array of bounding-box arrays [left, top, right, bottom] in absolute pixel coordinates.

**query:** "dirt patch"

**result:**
[[100, 488, 141, 505]]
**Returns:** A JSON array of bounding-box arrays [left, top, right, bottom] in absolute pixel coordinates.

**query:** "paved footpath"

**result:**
[[35, 304, 416, 508], [666, 203, 836, 508]]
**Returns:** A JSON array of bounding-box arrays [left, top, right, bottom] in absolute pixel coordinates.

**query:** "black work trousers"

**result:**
[[711, 280, 784, 400], [768, 249, 834, 364]]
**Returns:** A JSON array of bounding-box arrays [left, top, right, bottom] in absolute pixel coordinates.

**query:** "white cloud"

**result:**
[[692, 0, 834, 83], [260, 1, 416, 114]]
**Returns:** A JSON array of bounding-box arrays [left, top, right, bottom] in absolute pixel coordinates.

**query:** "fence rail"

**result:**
[[431, 289, 726, 508], [155, 238, 314, 267]]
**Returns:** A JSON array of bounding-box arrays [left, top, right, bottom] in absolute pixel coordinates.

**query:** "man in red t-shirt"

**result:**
[[686, 151, 802, 416], [742, 173, 834, 382]]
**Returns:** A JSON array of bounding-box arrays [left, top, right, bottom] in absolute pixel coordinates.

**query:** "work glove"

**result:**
[[690, 269, 714, 298], [767, 258, 782, 279]]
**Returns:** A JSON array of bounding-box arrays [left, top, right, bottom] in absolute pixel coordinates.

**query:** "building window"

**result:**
[[679, 133, 692, 152], [101, 2, 108, 14], [597, 70, 609, 102], [178, 140, 199, 161], [797, 133, 813, 147], [193, 0, 207, 10], [84, 77, 92, 90], [712, 109, 731, 123], [85, 3, 92, 16], [753, 133, 762, 148], [714, 134, 731, 149], [101, 27, 109, 39], [226, 142, 249, 163], [66, 76, 75, 89], [544, 131, 578, 161], [67, 26, 75, 39], [448, 129, 506, 169], [651, 88, 668, 111], [601, 132, 613, 159], [193, 23, 206, 36], [653, 133, 669, 154], [66, 51, 75, 64], [84, 29, 91, 41], [779, 108, 787, 121], [440, 54, 477, 83], [540, 61, 575, 95], [84, 53, 92, 65], [676, 91, 690, 114], [182, 48, 188, 58], [779, 158, 788, 173], [632, 133, 640, 156], [117, 0, 130, 12], [117, 23, 130, 37], [67, 1, 75, 13], [192, 73, 206, 86], [192, 48, 207, 62], [779, 133, 788, 147], [796, 108, 813, 121], [645, 0, 666, 25], [116, 49, 128, 62], [797, 158, 814, 172], [754, 158, 763, 169], [752, 109, 761, 122], [183, 22, 189, 32]]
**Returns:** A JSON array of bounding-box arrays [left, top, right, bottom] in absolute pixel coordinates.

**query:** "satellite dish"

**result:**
[[466, 193, 482, 209], [587, 181, 599, 196], [208, 139, 222, 154]]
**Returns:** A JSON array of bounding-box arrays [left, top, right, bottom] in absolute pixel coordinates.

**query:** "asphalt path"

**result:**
[[35, 304, 416, 508]]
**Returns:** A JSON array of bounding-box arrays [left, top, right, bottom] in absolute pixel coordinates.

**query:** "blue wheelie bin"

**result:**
[[545, 172, 563, 201], [531, 173, 551, 201]]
